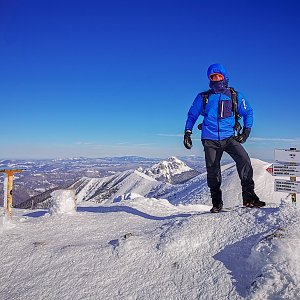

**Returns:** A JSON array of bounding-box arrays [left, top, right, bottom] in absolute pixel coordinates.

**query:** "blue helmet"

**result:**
[[207, 64, 229, 81]]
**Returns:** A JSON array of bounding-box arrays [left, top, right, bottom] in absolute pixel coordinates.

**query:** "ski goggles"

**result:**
[[209, 73, 224, 81]]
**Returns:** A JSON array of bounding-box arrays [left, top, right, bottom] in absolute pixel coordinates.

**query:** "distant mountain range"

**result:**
[[13, 156, 282, 210], [15, 156, 198, 208], [0, 156, 161, 206]]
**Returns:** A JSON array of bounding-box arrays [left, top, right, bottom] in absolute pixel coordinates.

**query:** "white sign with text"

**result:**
[[272, 163, 300, 177], [275, 149, 300, 163], [275, 179, 300, 193]]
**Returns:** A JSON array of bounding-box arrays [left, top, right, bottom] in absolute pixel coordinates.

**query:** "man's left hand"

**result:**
[[234, 128, 251, 144]]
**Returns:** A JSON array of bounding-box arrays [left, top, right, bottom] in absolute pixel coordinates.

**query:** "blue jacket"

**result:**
[[185, 91, 253, 140], [185, 64, 253, 140]]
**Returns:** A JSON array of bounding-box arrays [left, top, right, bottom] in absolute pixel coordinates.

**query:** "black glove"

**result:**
[[234, 127, 251, 143], [183, 130, 192, 149]]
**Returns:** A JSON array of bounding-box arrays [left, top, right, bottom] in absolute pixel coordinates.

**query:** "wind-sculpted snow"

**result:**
[[2, 157, 299, 299], [0, 195, 299, 299], [248, 204, 300, 299]]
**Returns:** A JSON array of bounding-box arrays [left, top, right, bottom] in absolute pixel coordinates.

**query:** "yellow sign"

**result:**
[[0, 169, 23, 219]]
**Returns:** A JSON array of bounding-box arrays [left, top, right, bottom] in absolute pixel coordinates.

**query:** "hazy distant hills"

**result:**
[[0, 157, 161, 207], [8, 156, 281, 210], [0, 156, 203, 208], [11, 156, 202, 209]]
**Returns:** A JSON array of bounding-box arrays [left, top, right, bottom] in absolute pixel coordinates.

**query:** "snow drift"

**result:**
[[49, 189, 77, 215], [0, 194, 299, 299]]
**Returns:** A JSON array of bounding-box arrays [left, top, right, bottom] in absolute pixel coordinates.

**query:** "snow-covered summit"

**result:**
[[141, 156, 194, 183], [1, 185, 299, 299], [69, 169, 170, 204]]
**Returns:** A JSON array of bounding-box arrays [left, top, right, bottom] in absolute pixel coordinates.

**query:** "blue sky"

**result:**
[[0, 0, 299, 160]]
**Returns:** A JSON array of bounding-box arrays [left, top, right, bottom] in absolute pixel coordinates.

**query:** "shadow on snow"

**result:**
[[77, 205, 192, 221], [23, 210, 48, 218], [213, 207, 280, 298], [213, 233, 263, 298], [22, 206, 192, 220]]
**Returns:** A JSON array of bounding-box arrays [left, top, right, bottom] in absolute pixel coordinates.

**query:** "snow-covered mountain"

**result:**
[[68, 156, 200, 205], [19, 157, 198, 208], [70, 169, 171, 204], [70, 158, 283, 208], [139, 156, 199, 184], [24, 157, 284, 210], [0, 156, 161, 206]]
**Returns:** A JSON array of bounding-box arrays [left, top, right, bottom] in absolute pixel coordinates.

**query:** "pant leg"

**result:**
[[224, 138, 259, 202], [202, 139, 223, 205]]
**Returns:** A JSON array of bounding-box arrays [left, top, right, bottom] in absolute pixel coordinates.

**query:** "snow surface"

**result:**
[[0, 158, 300, 299]]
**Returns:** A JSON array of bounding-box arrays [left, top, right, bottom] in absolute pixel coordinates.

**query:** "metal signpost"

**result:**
[[266, 148, 300, 205]]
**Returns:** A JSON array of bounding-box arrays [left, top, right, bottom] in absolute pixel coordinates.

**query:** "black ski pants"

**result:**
[[202, 137, 259, 206]]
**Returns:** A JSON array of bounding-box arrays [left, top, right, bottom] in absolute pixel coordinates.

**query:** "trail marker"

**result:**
[[267, 148, 299, 205], [0, 169, 23, 219], [266, 166, 273, 175], [271, 163, 300, 177], [274, 179, 300, 193]]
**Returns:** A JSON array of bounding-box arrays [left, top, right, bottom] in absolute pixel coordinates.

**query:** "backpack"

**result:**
[[198, 87, 242, 135]]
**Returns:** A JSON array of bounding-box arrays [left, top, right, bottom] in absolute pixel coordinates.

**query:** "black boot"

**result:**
[[242, 191, 266, 207], [210, 202, 223, 213], [243, 199, 266, 207], [210, 189, 223, 213]]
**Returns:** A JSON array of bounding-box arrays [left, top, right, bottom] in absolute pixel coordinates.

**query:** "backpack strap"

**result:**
[[229, 87, 242, 135], [201, 90, 211, 115], [197, 90, 210, 130]]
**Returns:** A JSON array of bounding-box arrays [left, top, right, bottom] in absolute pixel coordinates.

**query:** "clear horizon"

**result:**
[[1, 1, 300, 160]]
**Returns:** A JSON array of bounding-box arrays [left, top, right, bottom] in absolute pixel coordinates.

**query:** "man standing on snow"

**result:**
[[183, 63, 265, 213]]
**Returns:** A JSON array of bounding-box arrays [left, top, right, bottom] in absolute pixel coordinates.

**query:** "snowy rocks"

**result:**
[[49, 189, 77, 215], [140, 156, 197, 184], [113, 192, 142, 203], [143, 156, 192, 180]]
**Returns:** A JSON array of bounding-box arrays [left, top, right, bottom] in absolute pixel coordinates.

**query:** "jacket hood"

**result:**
[[207, 64, 229, 81]]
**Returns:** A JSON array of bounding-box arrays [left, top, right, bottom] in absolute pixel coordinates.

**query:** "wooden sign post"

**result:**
[[1, 169, 23, 219]]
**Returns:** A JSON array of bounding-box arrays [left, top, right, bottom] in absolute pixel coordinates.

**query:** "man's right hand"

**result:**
[[183, 130, 192, 149]]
